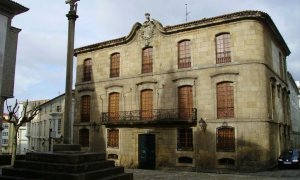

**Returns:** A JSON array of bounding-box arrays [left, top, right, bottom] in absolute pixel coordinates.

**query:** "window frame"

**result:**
[[83, 58, 92, 81], [216, 126, 235, 152], [216, 81, 234, 118], [110, 53, 120, 78], [107, 129, 119, 148], [81, 95, 91, 122], [79, 128, 89, 147], [216, 33, 231, 64], [178, 86, 193, 120], [109, 92, 120, 121], [178, 40, 191, 69], [177, 128, 193, 151], [142, 47, 153, 73]]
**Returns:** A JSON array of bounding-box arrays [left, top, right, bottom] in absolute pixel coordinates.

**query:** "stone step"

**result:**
[[14, 160, 115, 173], [25, 152, 106, 164], [2, 166, 126, 180], [0, 176, 40, 180]]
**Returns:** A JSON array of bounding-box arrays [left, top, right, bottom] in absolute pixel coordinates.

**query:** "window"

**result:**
[[79, 129, 89, 147], [178, 40, 191, 68], [110, 53, 120, 78], [178, 157, 193, 164], [216, 33, 231, 64], [107, 129, 119, 148], [177, 128, 193, 151], [109, 93, 120, 121], [216, 126, 235, 152], [178, 86, 193, 120], [2, 139, 8, 144], [2, 132, 8, 136], [271, 84, 276, 119], [81, 95, 90, 122], [56, 106, 61, 112], [83, 59, 92, 81], [57, 119, 62, 134], [218, 158, 235, 166], [142, 47, 153, 73], [141, 89, 153, 121], [108, 154, 118, 159], [217, 82, 234, 118]]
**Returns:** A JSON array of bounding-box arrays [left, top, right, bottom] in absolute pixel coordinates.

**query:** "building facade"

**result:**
[[289, 78, 300, 148], [74, 11, 291, 171], [1, 113, 13, 154], [27, 94, 74, 152], [0, 0, 28, 154]]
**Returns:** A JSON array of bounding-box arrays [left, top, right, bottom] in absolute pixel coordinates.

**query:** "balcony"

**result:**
[[101, 108, 197, 127]]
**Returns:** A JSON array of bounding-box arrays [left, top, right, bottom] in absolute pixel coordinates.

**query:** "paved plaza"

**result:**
[[125, 168, 300, 180]]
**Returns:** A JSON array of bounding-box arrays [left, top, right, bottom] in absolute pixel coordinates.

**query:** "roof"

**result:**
[[0, 0, 29, 16], [74, 10, 290, 57], [38, 90, 75, 108]]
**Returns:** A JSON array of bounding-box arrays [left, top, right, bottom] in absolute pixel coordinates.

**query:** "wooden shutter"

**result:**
[[109, 93, 119, 121], [178, 86, 193, 120], [141, 89, 153, 120]]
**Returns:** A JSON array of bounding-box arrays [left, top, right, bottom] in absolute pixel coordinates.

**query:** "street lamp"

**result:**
[[64, 0, 79, 144]]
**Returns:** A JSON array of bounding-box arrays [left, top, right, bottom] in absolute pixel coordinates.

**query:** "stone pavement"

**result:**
[[1, 165, 300, 179], [125, 169, 300, 180]]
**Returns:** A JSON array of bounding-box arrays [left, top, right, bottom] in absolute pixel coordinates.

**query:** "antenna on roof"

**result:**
[[185, 3, 190, 22]]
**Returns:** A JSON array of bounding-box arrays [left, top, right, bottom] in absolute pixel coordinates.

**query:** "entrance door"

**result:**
[[138, 134, 155, 169]]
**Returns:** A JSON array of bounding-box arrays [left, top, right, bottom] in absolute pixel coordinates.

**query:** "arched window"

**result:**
[[216, 126, 235, 152], [216, 33, 231, 64], [142, 47, 153, 73], [110, 53, 120, 78], [83, 59, 92, 81], [217, 82, 234, 118], [178, 86, 193, 120], [140, 89, 153, 121], [109, 92, 120, 121], [79, 128, 89, 147], [178, 40, 191, 68], [81, 95, 90, 122]]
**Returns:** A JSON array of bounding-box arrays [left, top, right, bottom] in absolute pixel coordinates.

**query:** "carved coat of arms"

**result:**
[[141, 13, 154, 46]]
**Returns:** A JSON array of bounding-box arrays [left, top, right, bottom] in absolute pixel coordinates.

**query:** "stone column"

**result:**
[[64, 0, 78, 144]]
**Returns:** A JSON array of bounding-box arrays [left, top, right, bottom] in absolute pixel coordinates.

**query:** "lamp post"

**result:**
[[64, 0, 79, 144]]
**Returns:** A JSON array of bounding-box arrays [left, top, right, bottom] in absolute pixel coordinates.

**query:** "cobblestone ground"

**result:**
[[125, 169, 300, 180]]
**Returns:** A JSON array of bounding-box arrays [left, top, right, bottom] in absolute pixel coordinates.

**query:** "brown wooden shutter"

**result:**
[[178, 86, 193, 120], [109, 93, 119, 121], [141, 89, 153, 120]]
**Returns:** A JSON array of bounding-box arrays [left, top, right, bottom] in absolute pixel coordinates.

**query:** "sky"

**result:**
[[9, 0, 300, 103]]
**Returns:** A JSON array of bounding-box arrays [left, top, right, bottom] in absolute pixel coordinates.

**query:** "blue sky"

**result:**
[[10, 0, 300, 102]]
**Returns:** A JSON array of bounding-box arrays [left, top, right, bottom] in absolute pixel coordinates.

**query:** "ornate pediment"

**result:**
[[140, 13, 155, 46]]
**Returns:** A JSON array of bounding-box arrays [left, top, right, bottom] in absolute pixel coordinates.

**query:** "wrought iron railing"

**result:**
[[101, 108, 197, 124]]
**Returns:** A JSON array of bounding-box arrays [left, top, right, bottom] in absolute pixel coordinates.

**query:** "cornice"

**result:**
[[74, 10, 290, 56]]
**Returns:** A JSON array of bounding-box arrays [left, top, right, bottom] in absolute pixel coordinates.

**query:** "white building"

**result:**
[[27, 93, 74, 152], [1, 113, 11, 154]]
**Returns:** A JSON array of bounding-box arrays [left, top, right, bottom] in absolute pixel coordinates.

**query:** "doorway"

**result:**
[[138, 134, 156, 169]]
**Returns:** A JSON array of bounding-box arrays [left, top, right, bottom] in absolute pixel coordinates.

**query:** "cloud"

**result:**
[[10, 0, 300, 102]]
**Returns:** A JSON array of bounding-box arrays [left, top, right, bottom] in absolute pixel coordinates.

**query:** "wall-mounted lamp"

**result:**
[[199, 118, 207, 132]]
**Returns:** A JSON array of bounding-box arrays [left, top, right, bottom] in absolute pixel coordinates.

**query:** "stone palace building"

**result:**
[[73, 10, 291, 171]]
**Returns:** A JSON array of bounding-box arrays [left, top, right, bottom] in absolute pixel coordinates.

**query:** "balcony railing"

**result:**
[[101, 108, 197, 126]]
